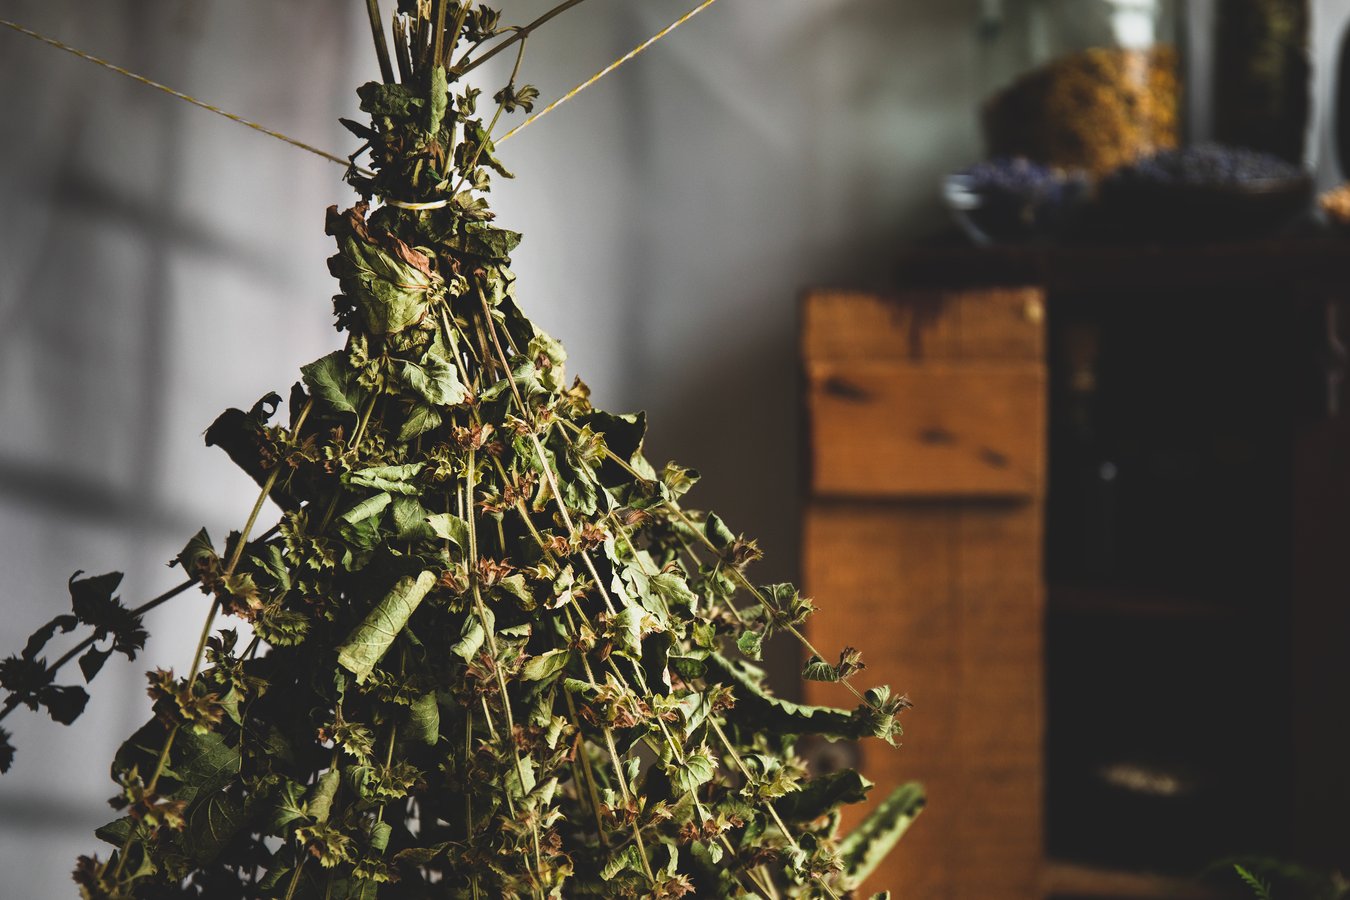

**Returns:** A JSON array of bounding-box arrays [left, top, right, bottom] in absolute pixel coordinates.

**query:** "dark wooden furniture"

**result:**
[[800, 240, 1350, 899]]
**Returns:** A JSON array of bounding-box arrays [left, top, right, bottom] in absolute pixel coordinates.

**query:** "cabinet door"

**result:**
[[801, 289, 1046, 899]]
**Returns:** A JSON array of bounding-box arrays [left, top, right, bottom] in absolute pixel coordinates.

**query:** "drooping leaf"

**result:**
[[301, 351, 368, 417], [667, 748, 717, 795], [336, 571, 438, 683], [609, 607, 643, 659], [395, 350, 465, 408], [839, 782, 926, 887], [399, 403, 443, 441], [450, 608, 493, 663], [426, 513, 470, 549], [326, 202, 439, 336], [426, 66, 449, 135], [521, 648, 572, 683], [263, 779, 309, 832], [347, 464, 425, 496], [185, 787, 249, 864], [802, 655, 839, 682], [776, 769, 873, 823], [390, 496, 436, 542], [704, 653, 869, 741], [78, 647, 113, 683], [406, 692, 440, 745]]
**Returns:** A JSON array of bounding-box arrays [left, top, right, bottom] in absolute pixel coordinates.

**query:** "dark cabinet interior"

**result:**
[[1045, 289, 1300, 876]]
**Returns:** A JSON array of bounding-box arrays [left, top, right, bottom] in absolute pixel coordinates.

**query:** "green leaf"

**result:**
[[406, 692, 440, 746], [340, 492, 393, 526], [426, 513, 470, 550], [338, 493, 391, 553], [737, 630, 764, 661], [357, 81, 422, 117], [704, 653, 869, 741], [390, 496, 436, 542], [839, 782, 926, 887], [177, 529, 216, 575], [650, 572, 697, 617], [302, 351, 367, 417], [609, 607, 643, 659], [305, 769, 342, 823], [1233, 865, 1275, 900], [347, 464, 425, 496], [370, 820, 393, 854], [426, 65, 449, 135], [776, 769, 873, 823], [450, 608, 493, 663], [504, 756, 536, 802], [326, 204, 438, 336], [803, 655, 839, 682], [94, 815, 132, 846], [336, 571, 438, 684], [705, 513, 735, 549], [600, 844, 646, 881], [525, 332, 567, 393], [521, 648, 572, 682], [264, 779, 309, 832], [399, 403, 442, 441], [186, 787, 249, 864], [667, 748, 717, 795], [396, 350, 465, 407]]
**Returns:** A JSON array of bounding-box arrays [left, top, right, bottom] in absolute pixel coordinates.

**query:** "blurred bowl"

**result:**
[[944, 162, 1090, 246]]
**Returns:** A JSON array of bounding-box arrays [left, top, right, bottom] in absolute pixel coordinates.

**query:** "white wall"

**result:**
[[0, 0, 980, 893]]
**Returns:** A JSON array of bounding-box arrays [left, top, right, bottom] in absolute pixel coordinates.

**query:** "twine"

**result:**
[[384, 197, 452, 210], [0, 18, 375, 176], [498, 0, 721, 144], [2, 0, 726, 175]]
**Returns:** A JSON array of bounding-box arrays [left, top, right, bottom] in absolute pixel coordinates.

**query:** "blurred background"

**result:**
[[2, 0, 1349, 897]]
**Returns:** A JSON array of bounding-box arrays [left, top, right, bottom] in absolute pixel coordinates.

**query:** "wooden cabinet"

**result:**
[[800, 241, 1350, 899]]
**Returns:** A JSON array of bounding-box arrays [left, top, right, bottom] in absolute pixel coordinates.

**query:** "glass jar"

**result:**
[[977, 0, 1183, 176]]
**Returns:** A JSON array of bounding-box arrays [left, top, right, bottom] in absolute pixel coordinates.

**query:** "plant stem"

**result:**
[[455, 0, 589, 74], [0, 579, 195, 723], [443, 1, 471, 68], [465, 704, 481, 899], [366, 0, 396, 83], [562, 690, 607, 842], [465, 445, 547, 897], [451, 35, 527, 196], [431, 0, 449, 79], [283, 856, 307, 900]]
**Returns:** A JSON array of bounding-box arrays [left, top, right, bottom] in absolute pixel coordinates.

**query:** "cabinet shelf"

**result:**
[[1044, 860, 1232, 899], [1048, 584, 1234, 621]]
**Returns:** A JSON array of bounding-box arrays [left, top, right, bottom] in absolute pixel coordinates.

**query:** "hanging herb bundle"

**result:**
[[0, 3, 922, 897]]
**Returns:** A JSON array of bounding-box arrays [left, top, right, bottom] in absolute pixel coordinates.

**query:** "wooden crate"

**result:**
[[801, 288, 1046, 899]]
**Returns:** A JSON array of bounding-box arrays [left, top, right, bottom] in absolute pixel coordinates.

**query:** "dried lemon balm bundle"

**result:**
[[0, 2, 923, 898]]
